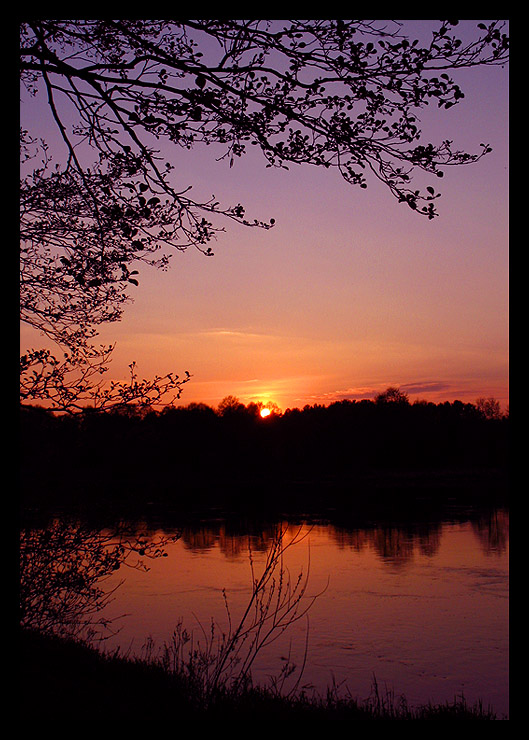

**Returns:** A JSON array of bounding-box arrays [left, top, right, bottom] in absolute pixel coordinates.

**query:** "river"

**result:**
[[86, 505, 509, 717]]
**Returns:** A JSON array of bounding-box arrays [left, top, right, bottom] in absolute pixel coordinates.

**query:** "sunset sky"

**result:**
[[20, 20, 509, 413]]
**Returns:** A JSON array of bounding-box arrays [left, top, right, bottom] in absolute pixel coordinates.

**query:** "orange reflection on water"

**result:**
[[99, 512, 508, 717]]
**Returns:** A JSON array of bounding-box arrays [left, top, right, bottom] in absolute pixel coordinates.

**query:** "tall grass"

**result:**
[[21, 627, 503, 719]]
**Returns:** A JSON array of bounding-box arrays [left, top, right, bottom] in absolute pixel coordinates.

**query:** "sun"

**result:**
[[260, 407, 271, 418]]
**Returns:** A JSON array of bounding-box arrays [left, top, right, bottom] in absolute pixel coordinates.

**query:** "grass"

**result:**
[[20, 628, 503, 720]]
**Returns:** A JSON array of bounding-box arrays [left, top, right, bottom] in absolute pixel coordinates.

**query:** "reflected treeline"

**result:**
[[471, 508, 509, 555], [20, 509, 508, 638], [176, 509, 508, 566], [20, 396, 508, 516], [333, 523, 442, 566], [180, 520, 292, 559]]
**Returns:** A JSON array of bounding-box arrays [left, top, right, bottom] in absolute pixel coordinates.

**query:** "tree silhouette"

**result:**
[[20, 20, 508, 412], [374, 386, 410, 405], [217, 395, 246, 416], [21, 392, 508, 515], [20, 518, 180, 639], [476, 397, 503, 420]]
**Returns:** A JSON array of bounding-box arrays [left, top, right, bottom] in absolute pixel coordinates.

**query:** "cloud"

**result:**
[[200, 328, 281, 341], [305, 386, 378, 403], [306, 380, 457, 405], [399, 381, 452, 395]]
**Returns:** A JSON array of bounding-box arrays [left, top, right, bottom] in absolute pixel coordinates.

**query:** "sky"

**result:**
[[20, 20, 509, 413]]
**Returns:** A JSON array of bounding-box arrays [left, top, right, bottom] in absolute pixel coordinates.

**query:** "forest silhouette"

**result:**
[[21, 390, 508, 517]]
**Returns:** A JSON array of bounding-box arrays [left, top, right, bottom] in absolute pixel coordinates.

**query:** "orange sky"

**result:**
[[20, 21, 509, 413]]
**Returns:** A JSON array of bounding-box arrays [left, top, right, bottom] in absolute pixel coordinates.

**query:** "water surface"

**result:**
[[97, 507, 508, 717]]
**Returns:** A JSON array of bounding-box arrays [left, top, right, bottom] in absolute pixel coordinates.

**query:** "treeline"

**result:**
[[20, 390, 508, 514]]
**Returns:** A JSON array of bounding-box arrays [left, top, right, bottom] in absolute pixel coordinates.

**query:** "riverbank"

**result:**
[[21, 629, 504, 720]]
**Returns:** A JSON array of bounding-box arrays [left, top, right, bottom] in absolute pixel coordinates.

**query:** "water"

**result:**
[[93, 507, 508, 717]]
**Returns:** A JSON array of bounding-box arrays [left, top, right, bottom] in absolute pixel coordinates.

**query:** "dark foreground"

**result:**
[[20, 402, 509, 719], [21, 629, 504, 720]]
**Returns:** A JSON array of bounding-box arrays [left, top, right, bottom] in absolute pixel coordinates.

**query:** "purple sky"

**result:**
[[20, 20, 509, 412]]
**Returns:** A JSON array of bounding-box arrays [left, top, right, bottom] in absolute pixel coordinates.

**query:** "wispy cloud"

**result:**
[[399, 381, 452, 395], [306, 380, 460, 405], [200, 328, 281, 341], [305, 386, 378, 403]]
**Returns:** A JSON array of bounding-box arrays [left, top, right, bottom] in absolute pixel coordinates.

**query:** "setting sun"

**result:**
[[260, 408, 271, 418]]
